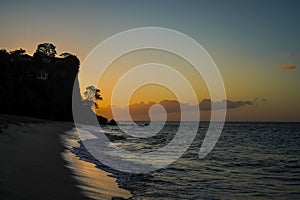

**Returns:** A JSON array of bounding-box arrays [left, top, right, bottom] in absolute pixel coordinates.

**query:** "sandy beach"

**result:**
[[0, 115, 131, 200]]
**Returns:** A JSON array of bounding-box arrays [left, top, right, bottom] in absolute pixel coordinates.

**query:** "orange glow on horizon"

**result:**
[[91, 49, 209, 107]]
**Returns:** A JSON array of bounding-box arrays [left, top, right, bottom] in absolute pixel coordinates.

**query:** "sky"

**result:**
[[1, 0, 299, 121]]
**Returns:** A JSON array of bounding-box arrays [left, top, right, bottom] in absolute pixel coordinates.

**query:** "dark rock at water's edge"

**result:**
[[97, 115, 117, 126], [107, 119, 117, 126], [97, 115, 108, 125]]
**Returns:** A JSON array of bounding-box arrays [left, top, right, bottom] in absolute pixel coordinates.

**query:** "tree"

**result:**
[[0, 49, 10, 60], [10, 48, 26, 56], [83, 85, 103, 109], [34, 43, 57, 57], [60, 52, 80, 66], [0, 49, 8, 54]]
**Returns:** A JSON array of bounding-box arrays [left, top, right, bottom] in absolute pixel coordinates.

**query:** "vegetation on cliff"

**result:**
[[0, 43, 113, 124]]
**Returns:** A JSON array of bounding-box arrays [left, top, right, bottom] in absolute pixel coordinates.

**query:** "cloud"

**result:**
[[98, 99, 254, 121], [280, 63, 296, 70], [276, 52, 298, 70], [157, 99, 253, 111], [129, 101, 155, 114], [198, 99, 253, 111]]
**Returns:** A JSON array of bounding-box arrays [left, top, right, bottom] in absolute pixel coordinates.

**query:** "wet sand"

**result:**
[[0, 115, 131, 200], [62, 129, 132, 200]]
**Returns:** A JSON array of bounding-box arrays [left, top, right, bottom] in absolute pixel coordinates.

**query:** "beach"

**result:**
[[0, 115, 131, 200], [1, 117, 300, 199]]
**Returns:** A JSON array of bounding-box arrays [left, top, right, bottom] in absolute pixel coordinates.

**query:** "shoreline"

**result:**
[[0, 115, 131, 200], [62, 128, 132, 200]]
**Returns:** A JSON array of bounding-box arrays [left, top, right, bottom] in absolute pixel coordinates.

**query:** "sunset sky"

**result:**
[[1, 0, 299, 121]]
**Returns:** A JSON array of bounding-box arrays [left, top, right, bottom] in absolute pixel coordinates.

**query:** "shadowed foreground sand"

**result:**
[[0, 115, 131, 200]]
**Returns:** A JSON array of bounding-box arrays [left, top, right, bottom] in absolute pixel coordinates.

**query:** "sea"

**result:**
[[66, 122, 300, 199]]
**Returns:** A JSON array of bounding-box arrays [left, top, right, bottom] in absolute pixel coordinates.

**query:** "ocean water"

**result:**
[[70, 122, 300, 199]]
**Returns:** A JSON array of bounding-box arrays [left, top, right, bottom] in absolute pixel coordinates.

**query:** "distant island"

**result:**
[[0, 43, 115, 125]]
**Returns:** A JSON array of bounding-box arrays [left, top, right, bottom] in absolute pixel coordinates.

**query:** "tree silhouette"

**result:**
[[83, 86, 103, 109], [0, 44, 81, 121], [60, 53, 80, 66], [10, 48, 26, 56], [0, 49, 9, 60], [0, 49, 8, 54], [34, 43, 57, 57], [0, 45, 114, 124]]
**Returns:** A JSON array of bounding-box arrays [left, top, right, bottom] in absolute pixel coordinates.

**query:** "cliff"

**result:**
[[0, 48, 80, 121]]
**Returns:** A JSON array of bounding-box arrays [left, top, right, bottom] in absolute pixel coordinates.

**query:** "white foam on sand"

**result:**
[[61, 129, 132, 200]]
